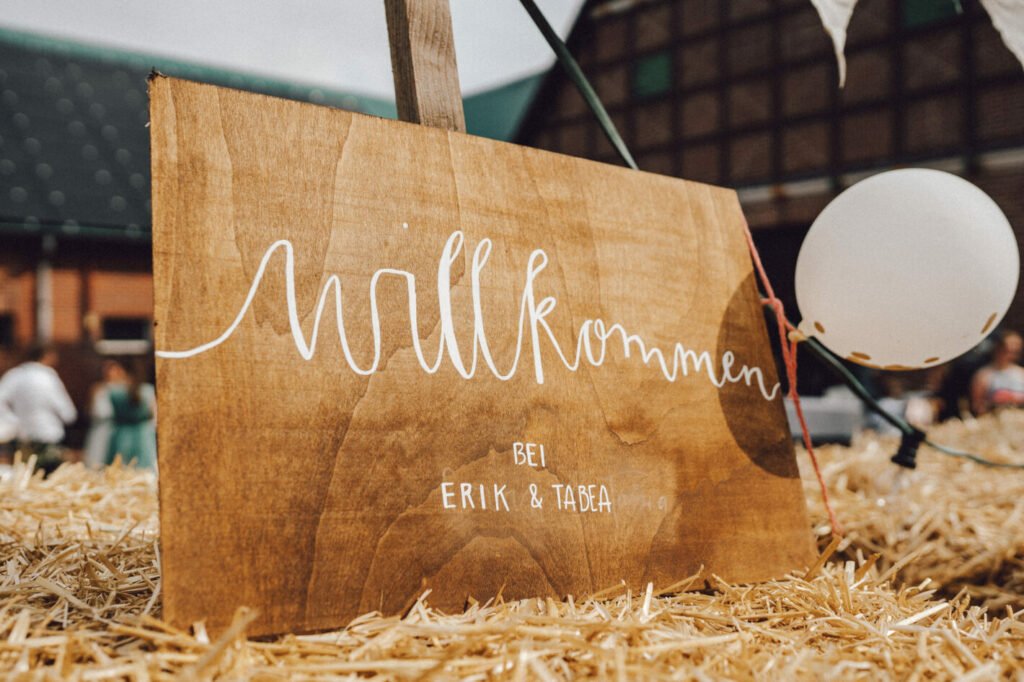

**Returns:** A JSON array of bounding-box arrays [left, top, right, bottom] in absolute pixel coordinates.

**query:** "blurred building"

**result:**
[[0, 27, 538, 439], [0, 28, 397, 437], [3, 3, 1023, 427], [516, 0, 1024, 352]]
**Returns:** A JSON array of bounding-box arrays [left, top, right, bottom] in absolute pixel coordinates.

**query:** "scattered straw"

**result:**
[[2, 413, 1024, 679], [808, 410, 1024, 614]]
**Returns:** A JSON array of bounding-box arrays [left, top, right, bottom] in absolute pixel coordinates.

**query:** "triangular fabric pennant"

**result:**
[[808, 0, 859, 87], [980, 0, 1024, 70]]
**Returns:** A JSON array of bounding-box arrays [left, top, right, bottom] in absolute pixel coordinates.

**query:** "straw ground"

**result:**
[[2, 413, 1024, 679]]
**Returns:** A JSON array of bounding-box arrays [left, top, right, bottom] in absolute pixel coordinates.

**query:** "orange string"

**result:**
[[741, 220, 843, 538]]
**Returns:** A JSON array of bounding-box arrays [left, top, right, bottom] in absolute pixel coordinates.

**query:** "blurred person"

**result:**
[[865, 373, 936, 436], [915, 364, 948, 426], [0, 398, 17, 464], [0, 344, 77, 475], [105, 357, 156, 469], [937, 334, 996, 421], [82, 360, 127, 469], [970, 330, 1024, 415], [865, 374, 909, 436], [905, 391, 937, 429]]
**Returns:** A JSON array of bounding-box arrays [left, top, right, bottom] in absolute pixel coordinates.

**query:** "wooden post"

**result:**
[[384, 0, 467, 132]]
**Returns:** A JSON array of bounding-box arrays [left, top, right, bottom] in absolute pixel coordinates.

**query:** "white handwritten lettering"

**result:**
[[552, 483, 612, 513], [156, 232, 780, 401], [440, 481, 512, 511], [441, 482, 455, 509], [513, 442, 546, 468]]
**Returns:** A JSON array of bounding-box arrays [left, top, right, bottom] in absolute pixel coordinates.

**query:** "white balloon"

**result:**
[[795, 169, 1019, 370]]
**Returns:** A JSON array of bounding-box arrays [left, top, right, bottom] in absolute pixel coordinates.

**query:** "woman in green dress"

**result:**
[[105, 359, 156, 469]]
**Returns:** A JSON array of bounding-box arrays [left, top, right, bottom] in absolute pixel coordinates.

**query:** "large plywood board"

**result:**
[[150, 76, 813, 636]]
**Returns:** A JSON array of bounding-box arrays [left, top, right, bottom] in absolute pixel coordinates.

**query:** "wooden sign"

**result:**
[[150, 76, 813, 636]]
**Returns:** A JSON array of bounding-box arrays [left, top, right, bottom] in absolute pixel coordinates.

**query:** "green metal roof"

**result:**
[[464, 74, 544, 141], [0, 26, 542, 243]]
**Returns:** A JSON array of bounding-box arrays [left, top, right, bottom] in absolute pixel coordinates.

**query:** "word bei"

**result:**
[[513, 441, 546, 468], [551, 483, 612, 513], [441, 482, 510, 511]]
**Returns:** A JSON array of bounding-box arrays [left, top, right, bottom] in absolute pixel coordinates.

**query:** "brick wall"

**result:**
[[0, 261, 36, 347], [89, 270, 153, 318], [51, 269, 83, 343]]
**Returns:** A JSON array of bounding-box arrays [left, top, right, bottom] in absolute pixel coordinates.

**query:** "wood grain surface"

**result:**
[[149, 76, 813, 637], [385, 0, 466, 132]]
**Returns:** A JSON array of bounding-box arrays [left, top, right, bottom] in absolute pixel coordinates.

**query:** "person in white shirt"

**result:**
[[0, 344, 77, 474]]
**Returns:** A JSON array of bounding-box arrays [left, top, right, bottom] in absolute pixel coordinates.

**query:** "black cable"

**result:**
[[517, 0, 1023, 472], [925, 439, 1024, 469], [517, 0, 638, 171]]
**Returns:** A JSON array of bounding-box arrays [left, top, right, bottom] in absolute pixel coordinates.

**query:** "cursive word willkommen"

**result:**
[[157, 231, 780, 400]]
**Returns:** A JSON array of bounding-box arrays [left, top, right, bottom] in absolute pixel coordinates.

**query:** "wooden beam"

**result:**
[[384, 0, 467, 132]]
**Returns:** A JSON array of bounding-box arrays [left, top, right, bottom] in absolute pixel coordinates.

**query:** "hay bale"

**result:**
[[1, 415, 1023, 679], [809, 410, 1024, 612]]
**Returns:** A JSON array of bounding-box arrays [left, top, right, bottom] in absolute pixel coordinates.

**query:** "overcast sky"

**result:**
[[1, 0, 584, 98]]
